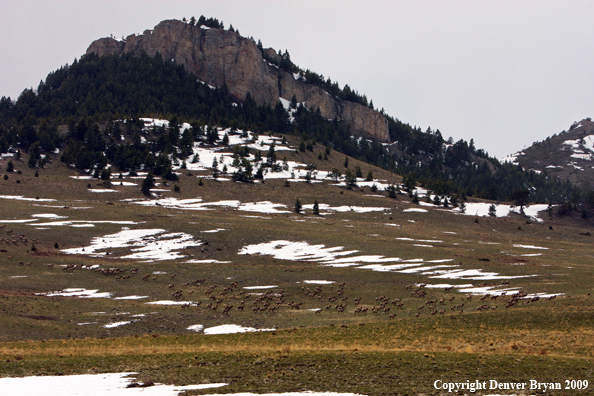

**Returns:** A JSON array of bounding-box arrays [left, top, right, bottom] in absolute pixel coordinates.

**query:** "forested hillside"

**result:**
[[0, 28, 579, 206]]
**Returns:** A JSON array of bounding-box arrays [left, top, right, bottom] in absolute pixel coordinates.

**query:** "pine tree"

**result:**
[[388, 185, 397, 199], [329, 169, 341, 182], [164, 167, 178, 181], [100, 167, 111, 181], [510, 189, 530, 215], [451, 194, 459, 208], [488, 204, 497, 217], [345, 169, 356, 187], [28, 154, 37, 168], [299, 139, 306, 152], [141, 172, 155, 196], [212, 157, 219, 179], [266, 143, 276, 166], [294, 198, 302, 214]]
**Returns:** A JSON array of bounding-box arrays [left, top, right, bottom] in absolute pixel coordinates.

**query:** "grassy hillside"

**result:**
[[1, 127, 593, 395], [0, 51, 577, 204]]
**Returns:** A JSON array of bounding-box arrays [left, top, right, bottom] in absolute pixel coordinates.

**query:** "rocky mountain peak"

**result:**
[[86, 19, 389, 142]]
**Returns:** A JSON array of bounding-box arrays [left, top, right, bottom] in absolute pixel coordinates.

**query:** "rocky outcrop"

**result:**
[[86, 19, 389, 142]]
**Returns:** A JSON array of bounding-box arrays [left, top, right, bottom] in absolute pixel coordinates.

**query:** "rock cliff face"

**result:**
[[86, 19, 389, 142]]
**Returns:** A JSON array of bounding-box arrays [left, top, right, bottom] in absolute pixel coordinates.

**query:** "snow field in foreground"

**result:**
[[0, 372, 228, 396]]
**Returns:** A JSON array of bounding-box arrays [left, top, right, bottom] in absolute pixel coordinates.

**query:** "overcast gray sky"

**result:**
[[1, 0, 593, 158]]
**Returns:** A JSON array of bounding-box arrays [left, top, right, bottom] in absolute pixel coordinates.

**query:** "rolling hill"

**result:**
[[0, 18, 581, 206], [503, 118, 594, 190], [1, 16, 594, 396]]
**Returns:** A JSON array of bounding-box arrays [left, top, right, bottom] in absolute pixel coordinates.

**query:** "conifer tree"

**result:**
[[299, 139, 306, 152], [330, 169, 341, 182], [266, 143, 276, 166], [212, 157, 219, 179], [141, 172, 155, 195], [294, 198, 302, 214], [510, 189, 530, 215], [388, 185, 397, 199]]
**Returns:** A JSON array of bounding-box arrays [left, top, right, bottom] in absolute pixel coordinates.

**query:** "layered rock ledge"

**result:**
[[87, 19, 389, 142]]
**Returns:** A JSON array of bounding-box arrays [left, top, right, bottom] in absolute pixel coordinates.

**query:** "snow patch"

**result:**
[[0, 372, 227, 396], [61, 229, 202, 261], [203, 324, 275, 335]]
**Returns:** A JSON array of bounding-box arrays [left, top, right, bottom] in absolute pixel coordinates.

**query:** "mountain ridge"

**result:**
[[0, 18, 582, 207], [503, 118, 594, 190], [86, 19, 390, 143]]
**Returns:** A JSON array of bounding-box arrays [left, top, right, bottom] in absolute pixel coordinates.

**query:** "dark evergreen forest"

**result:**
[[0, 51, 578, 204]]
